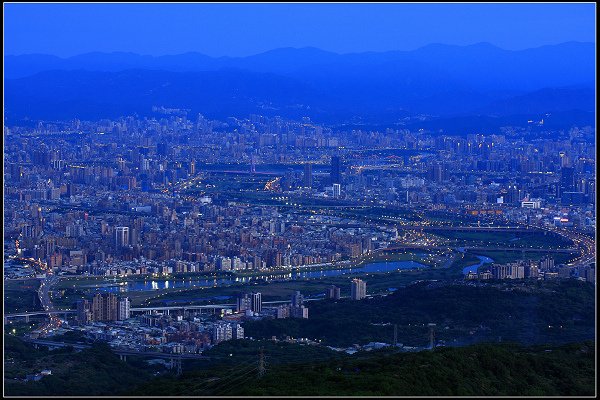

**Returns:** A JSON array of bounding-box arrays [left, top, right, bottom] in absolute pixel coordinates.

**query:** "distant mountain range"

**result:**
[[4, 42, 595, 125]]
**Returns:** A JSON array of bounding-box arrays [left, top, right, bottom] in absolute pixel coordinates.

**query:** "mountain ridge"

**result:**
[[4, 42, 595, 125]]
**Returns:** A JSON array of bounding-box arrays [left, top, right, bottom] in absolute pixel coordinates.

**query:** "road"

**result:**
[[36, 273, 63, 333], [517, 222, 595, 269]]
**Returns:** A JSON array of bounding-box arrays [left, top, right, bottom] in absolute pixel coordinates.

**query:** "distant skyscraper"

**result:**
[[236, 292, 261, 313], [539, 256, 555, 271], [330, 156, 341, 184], [232, 323, 245, 340], [290, 305, 309, 319], [118, 297, 131, 320], [250, 292, 262, 313], [560, 167, 576, 193], [326, 285, 341, 300], [212, 323, 233, 344], [140, 157, 150, 171], [115, 226, 129, 248], [291, 291, 304, 307], [559, 152, 570, 168], [303, 163, 313, 188], [333, 183, 341, 198], [80, 293, 119, 322], [429, 162, 445, 183], [236, 294, 251, 312], [77, 299, 91, 324], [350, 279, 366, 300]]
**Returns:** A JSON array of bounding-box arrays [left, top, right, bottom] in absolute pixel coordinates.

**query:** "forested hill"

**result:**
[[130, 340, 596, 396]]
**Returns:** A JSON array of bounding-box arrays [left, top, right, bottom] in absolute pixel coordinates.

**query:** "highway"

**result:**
[[36, 273, 64, 333], [382, 244, 578, 254], [517, 222, 595, 269], [12, 300, 314, 317]]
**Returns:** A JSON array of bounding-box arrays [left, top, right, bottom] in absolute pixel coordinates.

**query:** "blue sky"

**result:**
[[4, 3, 596, 57]]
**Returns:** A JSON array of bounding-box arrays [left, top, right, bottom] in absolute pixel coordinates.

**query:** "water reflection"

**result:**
[[98, 260, 428, 293]]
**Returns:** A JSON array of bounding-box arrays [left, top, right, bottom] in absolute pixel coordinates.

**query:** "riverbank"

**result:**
[[54, 250, 442, 290]]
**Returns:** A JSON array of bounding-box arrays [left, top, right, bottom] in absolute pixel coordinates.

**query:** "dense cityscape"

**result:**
[[4, 112, 595, 355], [3, 2, 596, 397]]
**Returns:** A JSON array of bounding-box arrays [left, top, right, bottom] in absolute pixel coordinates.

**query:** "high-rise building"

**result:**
[[250, 292, 262, 313], [236, 294, 252, 313], [100, 292, 118, 321], [303, 163, 313, 188], [559, 152, 570, 168], [428, 162, 446, 183], [236, 292, 262, 313], [276, 305, 290, 319], [333, 183, 341, 198], [524, 263, 539, 278], [560, 167, 576, 193], [491, 264, 509, 279], [326, 285, 341, 299], [539, 256, 555, 271], [76, 299, 92, 324], [212, 323, 233, 344], [115, 226, 129, 248], [350, 279, 366, 300], [78, 293, 121, 323], [118, 297, 131, 320], [140, 157, 150, 171], [330, 156, 341, 184], [508, 263, 525, 279], [580, 265, 595, 283], [232, 323, 245, 340], [290, 305, 309, 319], [291, 291, 304, 307]]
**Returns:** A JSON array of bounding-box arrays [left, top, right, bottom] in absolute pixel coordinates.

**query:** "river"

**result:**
[[96, 260, 429, 293], [462, 255, 494, 275]]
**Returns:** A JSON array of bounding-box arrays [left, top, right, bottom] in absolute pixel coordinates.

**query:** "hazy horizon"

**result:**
[[4, 3, 595, 57], [4, 39, 597, 59]]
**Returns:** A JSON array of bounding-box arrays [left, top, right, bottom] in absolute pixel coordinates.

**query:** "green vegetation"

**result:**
[[4, 335, 153, 396], [131, 341, 595, 396], [433, 230, 573, 249], [356, 251, 441, 267], [45, 247, 577, 312], [5, 277, 595, 397], [50, 250, 448, 308], [4, 279, 42, 313], [451, 251, 482, 269], [203, 338, 345, 368], [472, 250, 576, 265], [4, 320, 44, 336], [243, 280, 595, 348], [133, 259, 469, 308]]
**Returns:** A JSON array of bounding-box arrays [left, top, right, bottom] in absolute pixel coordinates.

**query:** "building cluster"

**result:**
[[55, 289, 318, 354], [4, 113, 595, 282], [76, 293, 130, 323], [465, 256, 595, 283], [350, 279, 367, 300], [271, 291, 309, 319], [326, 285, 341, 299]]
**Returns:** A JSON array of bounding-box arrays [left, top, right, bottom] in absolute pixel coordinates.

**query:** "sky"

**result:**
[[4, 2, 596, 57]]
